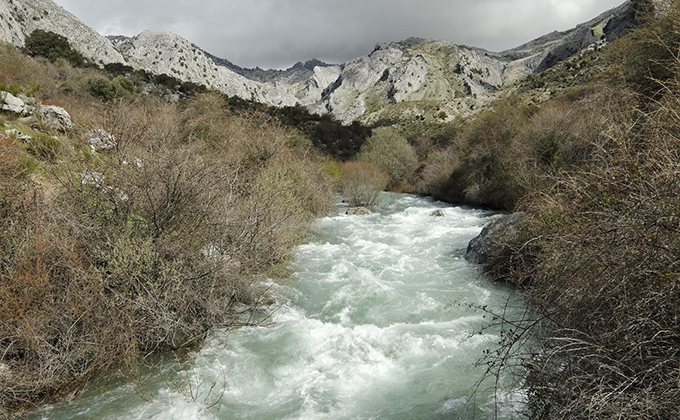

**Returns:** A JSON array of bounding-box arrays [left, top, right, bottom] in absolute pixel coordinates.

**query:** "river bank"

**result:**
[[30, 194, 526, 420]]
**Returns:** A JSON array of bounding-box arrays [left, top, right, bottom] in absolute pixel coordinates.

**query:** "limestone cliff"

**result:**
[[0, 0, 123, 64], [313, 0, 640, 124], [109, 31, 341, 106], [0, 0, 642, 123]]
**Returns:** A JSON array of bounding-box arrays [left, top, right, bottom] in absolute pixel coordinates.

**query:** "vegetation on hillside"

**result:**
[[412, 3, 680, 419], [499, 7, 680, 416], [329, 2, 680, 417], [25, 29, 85, 67], [0, 42, 332, 416]]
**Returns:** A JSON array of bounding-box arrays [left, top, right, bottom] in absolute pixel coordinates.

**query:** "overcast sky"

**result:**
[[52, 0, 625, 69]]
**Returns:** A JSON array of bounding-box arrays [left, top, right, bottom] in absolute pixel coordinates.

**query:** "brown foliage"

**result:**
[[339, 161, 389, 207], [0, 92, 332, 416], [479, 41, 680, 420]]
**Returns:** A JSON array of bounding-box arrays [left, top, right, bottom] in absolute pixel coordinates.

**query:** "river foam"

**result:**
[[32, 193, 524, 420]]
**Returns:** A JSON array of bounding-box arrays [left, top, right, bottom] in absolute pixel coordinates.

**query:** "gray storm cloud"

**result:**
[[53, 0, 625, 69]]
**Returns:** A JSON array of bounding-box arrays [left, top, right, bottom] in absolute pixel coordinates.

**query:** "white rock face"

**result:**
[[313, 0, 635, 124], [112, 30, 342, 107], [0, 0, 124, 64], [292, 65, 342, 104], [311, 38, 514, 124], [38, 104, 72, 131], [1, 91, 28, 114], [0, 0, 24, 45]]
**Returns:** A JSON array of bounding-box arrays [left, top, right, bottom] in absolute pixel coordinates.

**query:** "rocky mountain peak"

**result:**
[[0, 0, 643, 124]]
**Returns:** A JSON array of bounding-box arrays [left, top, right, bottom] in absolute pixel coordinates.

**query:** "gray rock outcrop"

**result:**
[[4, 128, 32, 143], [467, 212, 525, 265], [109, 30, 342, 107], [1, 91, 28, 115], [0, 0, 124, 65], [79, 171, 104, 187], [86, 129, 116, 151], [37, 105, 72, 131]]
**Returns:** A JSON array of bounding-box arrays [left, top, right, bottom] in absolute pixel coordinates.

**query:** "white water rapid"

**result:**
[[33, 194, 525, 420]]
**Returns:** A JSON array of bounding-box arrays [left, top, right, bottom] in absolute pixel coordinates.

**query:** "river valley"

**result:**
[[33, 194, 524, 420]]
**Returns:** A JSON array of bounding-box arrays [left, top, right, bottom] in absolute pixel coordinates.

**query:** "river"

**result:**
[[32, 193, 525, 419]]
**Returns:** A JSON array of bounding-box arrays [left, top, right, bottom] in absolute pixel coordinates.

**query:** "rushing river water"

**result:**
[[33, 194, 525, 420]]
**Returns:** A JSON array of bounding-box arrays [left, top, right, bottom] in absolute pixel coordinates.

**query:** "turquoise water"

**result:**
[[33, 194, 525, 419]]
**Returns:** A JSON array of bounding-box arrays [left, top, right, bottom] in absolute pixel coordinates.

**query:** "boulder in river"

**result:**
[[467, 212, 525, 265], [430, 209, 446, 217]]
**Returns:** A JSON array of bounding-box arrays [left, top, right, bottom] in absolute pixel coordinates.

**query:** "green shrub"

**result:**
[[0, 82, 21, 96], [112, 75, 134, 95], [271, 106, 371, 160], [103, 62, 134, 76], [358, 127, 418, 186], [85, 76, 116, 101], [154, 73, 181, 90], [24, 29, 84, 67]]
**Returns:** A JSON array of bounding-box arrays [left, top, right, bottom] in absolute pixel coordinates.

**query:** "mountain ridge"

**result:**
[[0, 0, 643, 123]]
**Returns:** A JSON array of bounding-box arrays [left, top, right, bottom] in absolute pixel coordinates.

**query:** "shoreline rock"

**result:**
[[346, 207, 371, 216], [466, 212, 525, 265]]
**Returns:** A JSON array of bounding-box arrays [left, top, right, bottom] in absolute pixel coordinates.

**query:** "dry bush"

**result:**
[[0, 228, 121, 415], [0, 92, 332, 416], [427, 93, 612, 210], [478, 78, 680, 420], [517, 101, 680, 419], [339, 161, 389, 207], [468, 6, 680, 415], [410, 145, 459, 196], [358, 127, 418, 187]]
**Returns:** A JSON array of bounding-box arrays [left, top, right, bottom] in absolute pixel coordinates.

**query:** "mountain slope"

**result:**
[[0, 0, 642, 123], [0, 0, 123, 64], [313, 0, 640, 124], [109, 30, 342, 107]]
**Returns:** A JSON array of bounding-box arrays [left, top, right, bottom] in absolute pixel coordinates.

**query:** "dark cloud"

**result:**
[[53, 0, 625, 69]]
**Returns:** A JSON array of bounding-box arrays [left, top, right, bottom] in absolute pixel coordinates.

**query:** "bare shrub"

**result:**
[[0, 92, 332, 416], [339, 161, 389, 207], [410, 145, 459, 196], [479, 75, 680, 420]]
